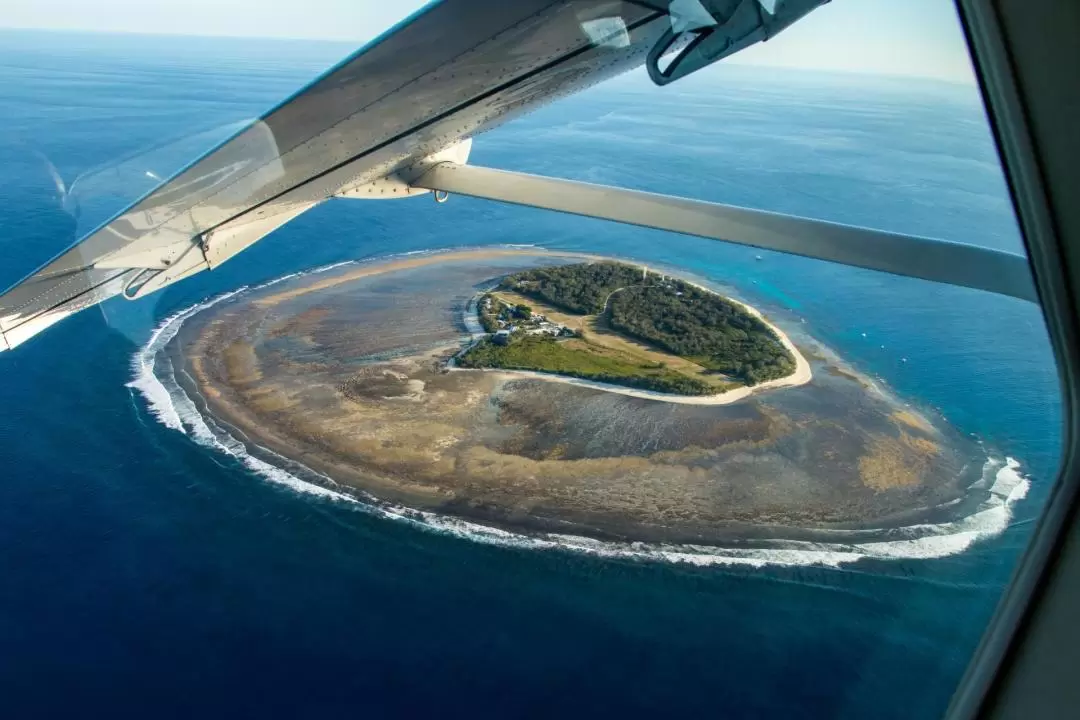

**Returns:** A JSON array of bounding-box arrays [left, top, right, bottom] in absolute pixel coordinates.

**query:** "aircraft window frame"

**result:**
[[947, 1, 1080, 718], [0, 2, 1074, 717]]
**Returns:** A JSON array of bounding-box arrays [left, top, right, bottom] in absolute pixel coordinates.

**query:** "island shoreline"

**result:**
[[450, 283, 813, 406]]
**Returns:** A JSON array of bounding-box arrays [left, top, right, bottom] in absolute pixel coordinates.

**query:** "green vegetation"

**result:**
[[458, 335, 714, 396], [500, 262, 795, 385], [477, 294, 500, 333], [609, 285, 793, 385], [500, 262, 643, 314]]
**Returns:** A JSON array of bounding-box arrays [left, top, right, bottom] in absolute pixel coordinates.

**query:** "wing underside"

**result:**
[[0, 0, 668, 349], [0, 0, 1036, 352]]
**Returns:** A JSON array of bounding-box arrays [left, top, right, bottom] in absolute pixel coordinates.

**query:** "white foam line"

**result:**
[[126, 287, 247, 431], [124, 257, 371, 432], [126, 255, 1034, 569]]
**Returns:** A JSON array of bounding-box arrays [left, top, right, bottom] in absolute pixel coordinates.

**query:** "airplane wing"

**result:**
[[0, 0, 1035, 352]]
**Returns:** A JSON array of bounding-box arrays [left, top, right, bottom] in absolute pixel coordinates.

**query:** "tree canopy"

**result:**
[[500, 262, 794, 385], [500, 262, 644, 314]]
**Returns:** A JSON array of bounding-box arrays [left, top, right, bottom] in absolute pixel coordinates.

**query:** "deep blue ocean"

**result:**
[[0, 30, 1064, 719]]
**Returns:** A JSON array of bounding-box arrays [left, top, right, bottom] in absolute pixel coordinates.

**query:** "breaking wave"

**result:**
[[126, 254, 1032, 569]]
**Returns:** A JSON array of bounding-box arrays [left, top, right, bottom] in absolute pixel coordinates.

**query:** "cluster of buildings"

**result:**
[[480, 296, 575, 345]]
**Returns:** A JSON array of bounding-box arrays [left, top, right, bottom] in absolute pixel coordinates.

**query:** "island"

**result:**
[[167, 248, 992, 546], [457, 261, 798, 398]]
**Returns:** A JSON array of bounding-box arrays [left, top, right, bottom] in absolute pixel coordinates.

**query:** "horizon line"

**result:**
[[0, 24, 976, 87]]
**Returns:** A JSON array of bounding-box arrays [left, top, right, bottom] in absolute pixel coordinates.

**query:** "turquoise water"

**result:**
[[0, 30, 1062, 719]]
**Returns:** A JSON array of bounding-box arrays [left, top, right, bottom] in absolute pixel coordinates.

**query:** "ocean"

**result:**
[[0, 29, 1062, 719]]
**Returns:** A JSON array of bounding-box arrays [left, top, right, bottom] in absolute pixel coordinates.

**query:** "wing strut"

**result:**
[[412, 162, 1037, 303]]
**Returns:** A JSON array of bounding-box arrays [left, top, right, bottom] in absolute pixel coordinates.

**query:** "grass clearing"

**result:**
[[458, 335, 729, 396]]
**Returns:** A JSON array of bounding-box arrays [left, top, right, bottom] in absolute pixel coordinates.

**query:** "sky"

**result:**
[[0, 0, 975, 83]]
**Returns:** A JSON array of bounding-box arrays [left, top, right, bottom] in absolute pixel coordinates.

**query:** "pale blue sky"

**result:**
[[1, 0, 975, 83]]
